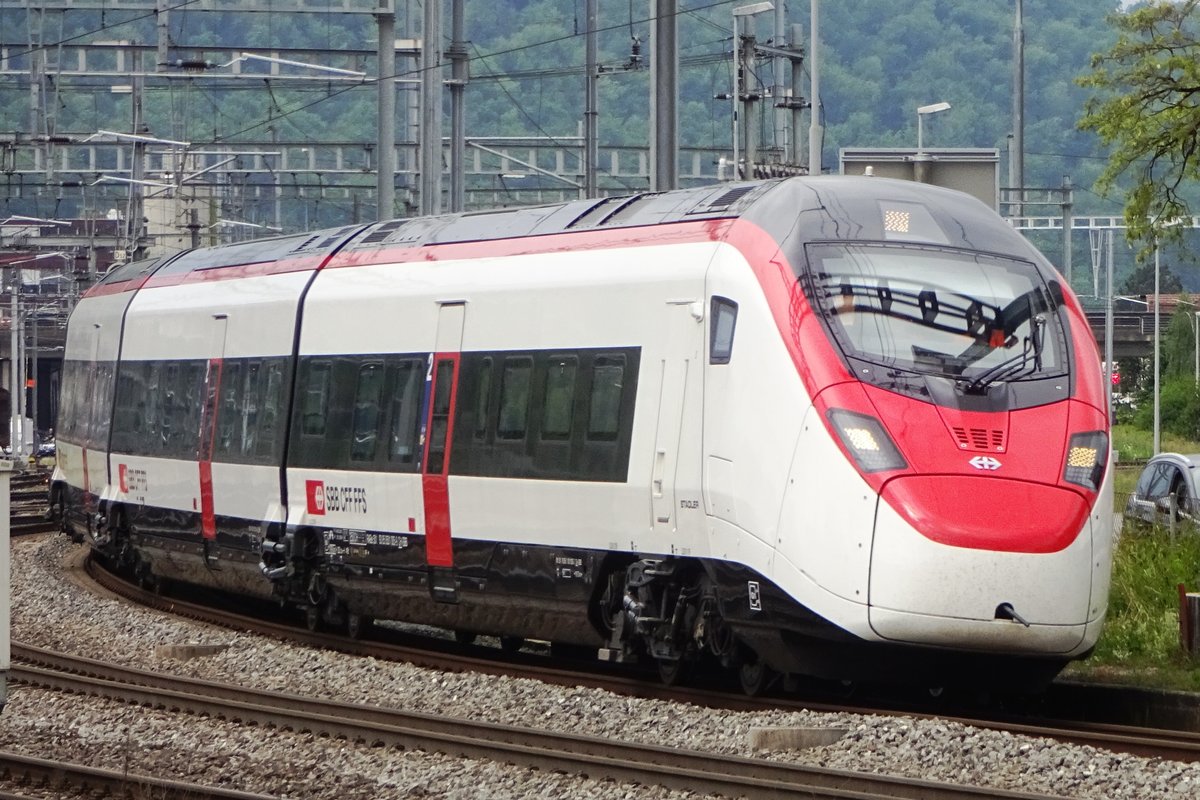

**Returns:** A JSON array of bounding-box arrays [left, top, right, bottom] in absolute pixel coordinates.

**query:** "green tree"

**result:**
[[1079, 1, 1200, 257], [1163, 297, 1198, 378], [1121, 260, 1184, 294]]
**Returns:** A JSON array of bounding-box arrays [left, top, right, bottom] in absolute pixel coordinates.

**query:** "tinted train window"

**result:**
[[587, 356, 625, 440], [88, 362, 115, 449], [474, 357, 493, 440], [111, 361, 147, 452], [710, 297, 738, 364], [388, 359, 423, 465], [426, 360, 456, 473], [350, 362, 385, 462], [216, 362, 242, 456], [145, 363, 162, 450], [498, 357, 532, 440], [240, 362, 261, 457], [450, 347, 639, 482], [302, 361, 331, 436], [542, 356, 577, 439], [161, 363, 180, 451], [257, 362, 285, 460]]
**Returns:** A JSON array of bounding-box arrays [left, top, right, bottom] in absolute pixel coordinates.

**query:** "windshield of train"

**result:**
[[806, 243, 1066, 387]]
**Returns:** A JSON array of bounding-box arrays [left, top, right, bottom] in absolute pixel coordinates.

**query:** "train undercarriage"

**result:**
[[60, 495, 1069, 697]]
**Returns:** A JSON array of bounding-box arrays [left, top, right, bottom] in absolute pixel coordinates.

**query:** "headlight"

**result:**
[[1063, 431, 1108, 491], [827, 408, 907, 473]]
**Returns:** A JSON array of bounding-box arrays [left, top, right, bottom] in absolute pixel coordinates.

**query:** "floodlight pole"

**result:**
[[376, 6, 396, 220], [1104, 230, 1115, 420], [1193, 312, 1199, 386], [584, 0, 598, 197], [1154, 243, 1161, 456]]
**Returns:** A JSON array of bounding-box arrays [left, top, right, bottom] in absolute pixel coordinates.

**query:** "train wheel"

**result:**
[[305, 605, 322, 632], [738, 654, 773, 697], [656, 657, 691, 686], [345, 612, 372, 640], [454, 631, 477, 645], [499, 636, 524, 654]]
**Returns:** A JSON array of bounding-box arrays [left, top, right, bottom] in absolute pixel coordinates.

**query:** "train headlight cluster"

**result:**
[[1063, 431, 1108, 492], [828, 408, 907, 473]]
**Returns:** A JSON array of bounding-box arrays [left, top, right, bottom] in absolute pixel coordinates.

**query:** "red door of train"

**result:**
[[423, 301, 465, 602]]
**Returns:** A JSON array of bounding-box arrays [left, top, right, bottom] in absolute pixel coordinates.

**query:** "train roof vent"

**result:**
[[360, 220, 407, 244], [315, 226, 358, 249], [566, 197, 625, 229], [599, 193, 663, 226], [694, 185, 758, 213], [291, 234, 324, 252]]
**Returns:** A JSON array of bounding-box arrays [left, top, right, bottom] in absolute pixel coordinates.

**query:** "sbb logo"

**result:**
[[306, 480, 326, 515]]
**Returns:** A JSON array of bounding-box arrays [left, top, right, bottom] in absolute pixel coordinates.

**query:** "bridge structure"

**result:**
[[1083, 310, 1158, 360]]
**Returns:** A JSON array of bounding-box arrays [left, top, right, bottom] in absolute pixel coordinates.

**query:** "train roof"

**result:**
[[85, 176, 1022, 292], [342, 180, 770, 253]]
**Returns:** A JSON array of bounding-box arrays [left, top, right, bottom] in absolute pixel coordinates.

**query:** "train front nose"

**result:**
[[867, 475, 1097, 654]]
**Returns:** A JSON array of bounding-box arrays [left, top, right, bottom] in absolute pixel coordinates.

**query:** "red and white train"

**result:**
[[52, 176, 1113, 692]]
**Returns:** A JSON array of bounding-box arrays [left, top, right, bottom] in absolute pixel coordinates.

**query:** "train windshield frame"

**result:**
[[804, 242, 1068, 387]]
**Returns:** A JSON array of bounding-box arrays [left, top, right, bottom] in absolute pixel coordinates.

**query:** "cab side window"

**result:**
[[710, 297, 738, 364]]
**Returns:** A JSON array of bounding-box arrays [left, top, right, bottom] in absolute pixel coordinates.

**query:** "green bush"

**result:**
[[1132, 376, 1200, 441]]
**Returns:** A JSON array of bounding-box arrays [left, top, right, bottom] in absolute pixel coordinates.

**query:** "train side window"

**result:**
[[56, 361, 75, 442], [498, 357, 533, 440], [474, 357, 493, 440], [188, 362, 207, 458], [112, 361, 145, 453], [144, 362, 162, 452], [257, 361, 285, 460], [710, 297, 738, 365], [542, 356, 577, 440], [216, 362, 242, 457], [426, 359, 457, 473], [301, 361, 331, 436], [388, 359, 423, 465], [88, 362, 115, 449], [587, 355, 625, 440], [350, 362, 385, 462], [161, 363, 180, 451], [240, 361, 261, 457], [180, 362, 206, 459]]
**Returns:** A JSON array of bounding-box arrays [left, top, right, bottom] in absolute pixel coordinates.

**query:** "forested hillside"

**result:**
[[0, 1, 1123, 197], [468, 0, 1122, 209]]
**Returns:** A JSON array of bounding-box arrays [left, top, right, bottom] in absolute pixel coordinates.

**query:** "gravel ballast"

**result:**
[[1, 535, 1197, 799]]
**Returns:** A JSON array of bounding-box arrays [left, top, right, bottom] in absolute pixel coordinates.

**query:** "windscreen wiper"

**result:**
[[961, 315, 1045, 392]]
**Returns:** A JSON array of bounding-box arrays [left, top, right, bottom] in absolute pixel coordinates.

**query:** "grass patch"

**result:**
[[1111, 423, 1200, 463], [1063, 426, 1200, 690], [1065, 526, 1200, 691]]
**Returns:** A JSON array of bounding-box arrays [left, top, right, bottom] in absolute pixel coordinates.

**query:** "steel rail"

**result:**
[[0, 749, 280, 800], [76, 551, 1200, 764], [10, 644, 1069, 800]]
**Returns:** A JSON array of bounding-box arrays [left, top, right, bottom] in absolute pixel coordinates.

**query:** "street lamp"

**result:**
[[916, 101, 951, 154]]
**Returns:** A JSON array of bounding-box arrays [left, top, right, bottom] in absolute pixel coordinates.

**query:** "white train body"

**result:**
[[53, 177, 1113, 689]]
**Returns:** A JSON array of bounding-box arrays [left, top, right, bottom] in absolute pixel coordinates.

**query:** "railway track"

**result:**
[[7, 470, 55, 537], [10, 641, 1089, 800], [0, 749, 278, 800], [75, 552, 1200, 766]]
